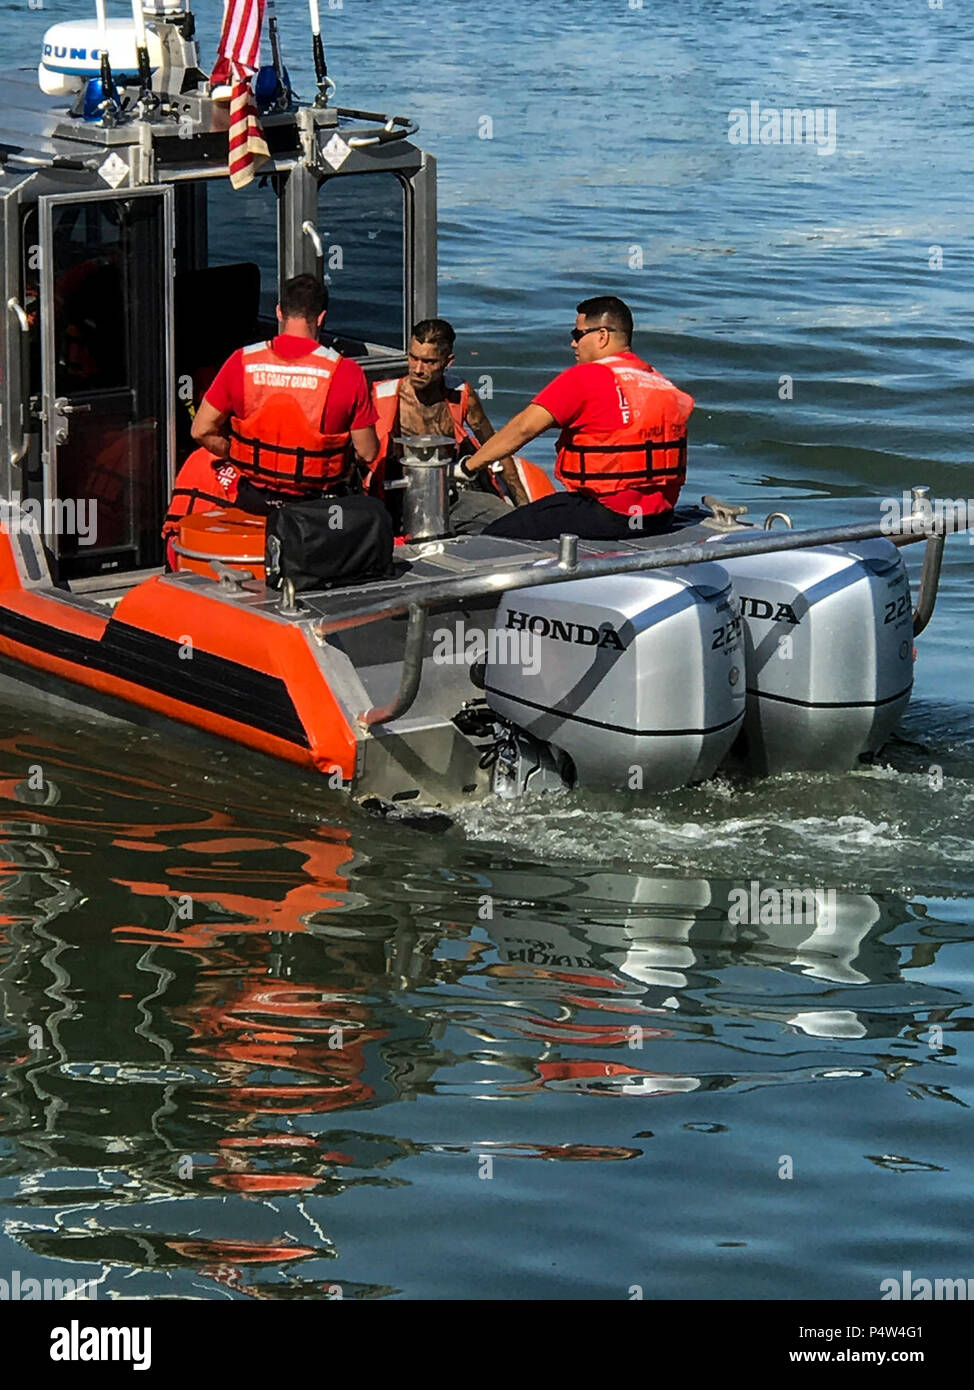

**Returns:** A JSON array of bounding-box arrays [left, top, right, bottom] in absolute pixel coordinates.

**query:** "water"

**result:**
[[2, 0, 973, 1301]]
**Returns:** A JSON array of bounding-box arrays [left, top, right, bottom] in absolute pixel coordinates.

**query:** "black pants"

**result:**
[[234, 477, 355, 516], [483, 492, 672, 542]]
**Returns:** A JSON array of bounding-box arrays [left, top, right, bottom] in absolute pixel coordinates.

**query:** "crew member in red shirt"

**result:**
[[461, 295, 694, 540], [189, 274, 378, 513]]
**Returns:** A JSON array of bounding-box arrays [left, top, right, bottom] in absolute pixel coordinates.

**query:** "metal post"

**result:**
[[397, 434, 455, 541], [282, 164, 320, 282], [408, 154, 438, 331], [558, 533, 578, 570]]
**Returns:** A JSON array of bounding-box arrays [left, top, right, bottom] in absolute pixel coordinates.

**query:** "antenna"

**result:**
[[95, 0, 115, 94], [130, 0, 160, 111], [308, 0, 330, 107], [267, 0, 291, 110], [91, 0, 121, 122]]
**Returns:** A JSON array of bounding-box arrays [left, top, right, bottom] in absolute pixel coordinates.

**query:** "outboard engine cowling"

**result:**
[[484, 564, 745, 791], [719, 538, 914, 774]]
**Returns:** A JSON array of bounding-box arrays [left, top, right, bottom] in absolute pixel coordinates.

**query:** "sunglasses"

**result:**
[[570, 324, 610, 343]]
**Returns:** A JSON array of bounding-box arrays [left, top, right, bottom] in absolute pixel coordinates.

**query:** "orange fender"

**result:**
[[513, 455, 556, 502]]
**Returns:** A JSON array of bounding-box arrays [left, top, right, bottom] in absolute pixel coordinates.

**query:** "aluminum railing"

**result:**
[[304, 506, 955, 729]]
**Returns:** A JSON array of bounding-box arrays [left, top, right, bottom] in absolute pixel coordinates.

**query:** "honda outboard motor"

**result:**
[[484, 564, 745, 791], [719, 539, 914, 774]]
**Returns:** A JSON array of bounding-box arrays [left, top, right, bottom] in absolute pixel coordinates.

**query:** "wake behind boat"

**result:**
[[0, 1, 955, 811]]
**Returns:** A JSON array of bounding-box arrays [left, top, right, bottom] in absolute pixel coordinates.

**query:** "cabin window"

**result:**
[[20, 206, 41, 389], [171, 177, 284, 459], [317, 173, 405, 354], [49, 199, 130, 397]]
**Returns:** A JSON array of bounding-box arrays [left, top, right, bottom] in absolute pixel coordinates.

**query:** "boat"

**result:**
[[0, 1, 953, 812]]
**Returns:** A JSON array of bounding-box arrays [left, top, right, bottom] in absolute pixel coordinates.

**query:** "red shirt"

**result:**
[[205, 335, 377, 433], [534, 350, 682, 517]]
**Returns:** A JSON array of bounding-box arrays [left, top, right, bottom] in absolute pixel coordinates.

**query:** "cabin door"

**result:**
[[38, 188, 174, 580]]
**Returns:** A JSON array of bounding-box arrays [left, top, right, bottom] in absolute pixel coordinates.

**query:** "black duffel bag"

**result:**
[[264, 494, 394, 593]]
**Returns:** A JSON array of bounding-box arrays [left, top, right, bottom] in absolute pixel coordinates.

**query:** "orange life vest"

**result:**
[[367, 376, 472, 495], [162, 447, 239, 539], [59, 420, 156, 551], [554, 355, 693, 500], [228, 340, 351, 495]]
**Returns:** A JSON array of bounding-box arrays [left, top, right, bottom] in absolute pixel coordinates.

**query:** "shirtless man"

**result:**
[[371, 319, 529, 524]]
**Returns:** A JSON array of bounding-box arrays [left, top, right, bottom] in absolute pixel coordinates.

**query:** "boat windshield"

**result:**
[[205, 177, 281, 334], [317, 173, 405, 355]]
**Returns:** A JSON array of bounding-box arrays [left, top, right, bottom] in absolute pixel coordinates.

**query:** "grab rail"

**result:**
[[337, 108, 418, 146], [912, 531, 944, 636], [6, 298, 31, 466], [314, 515, 948, 642], [311, 512, 953, 730]]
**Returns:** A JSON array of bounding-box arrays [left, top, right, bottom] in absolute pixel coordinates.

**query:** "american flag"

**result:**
[[211, 0, 269, 190]]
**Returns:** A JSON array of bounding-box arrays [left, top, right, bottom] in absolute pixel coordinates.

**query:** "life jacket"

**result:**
[[228, 340, 352, 495], [77, 422, 141, 522], [554, 355, 693, 501], [366, 376, 472, 496], [162, 447, 239, 539], [65, 421, 153, 549]]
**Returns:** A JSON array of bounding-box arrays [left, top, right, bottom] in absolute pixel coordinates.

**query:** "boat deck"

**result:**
[[151, 515, 728, 631]]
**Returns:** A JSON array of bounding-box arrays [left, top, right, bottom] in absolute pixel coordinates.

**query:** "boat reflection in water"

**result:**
[[0, 761, 964, 1296]]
